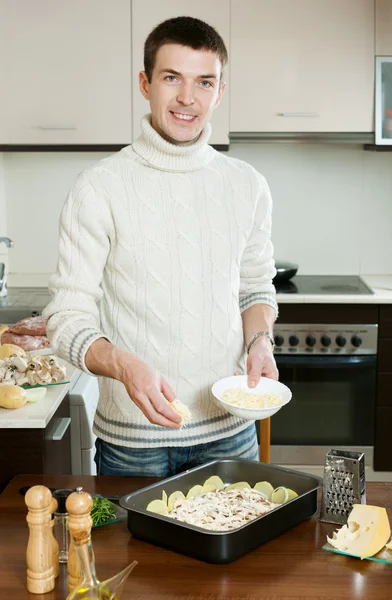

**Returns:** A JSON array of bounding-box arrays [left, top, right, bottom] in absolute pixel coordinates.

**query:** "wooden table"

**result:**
[[1, 474, 391, 600]]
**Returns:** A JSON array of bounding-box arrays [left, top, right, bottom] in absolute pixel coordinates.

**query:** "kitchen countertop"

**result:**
[[0, 360, 81, 428], [277, 275, 392, 304], [1, 474, 391, 600], [6, 274, 392, 305]]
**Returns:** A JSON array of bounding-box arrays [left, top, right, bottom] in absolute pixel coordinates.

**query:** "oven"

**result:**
[[263, 322, 378, 467]]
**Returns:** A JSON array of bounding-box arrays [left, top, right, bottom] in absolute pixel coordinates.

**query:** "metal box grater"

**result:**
[[319, 449, 366, 524]]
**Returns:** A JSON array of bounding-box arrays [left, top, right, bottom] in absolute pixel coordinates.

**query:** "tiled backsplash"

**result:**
[[0, 141, 391, 283]]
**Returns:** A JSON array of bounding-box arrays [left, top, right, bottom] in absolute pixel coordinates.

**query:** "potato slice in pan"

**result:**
[[225, 481, 251, 491], [271, 486, 289, 504], [203, 476, 225, 490], [186, 484, 204, 499], [202, 484, 216, 493], [253, 481, 274, 500], [286, 488, 298, 501], [162, 490, 168, 506], [168, 490, 186, 511], [146, 499, 168, 515]]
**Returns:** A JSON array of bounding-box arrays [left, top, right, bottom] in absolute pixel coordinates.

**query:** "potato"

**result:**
[[168, 490, 186, 512], [146, 499, 169, 515], [254, 481, 274, 500], [225, 482, 251, 491], [0, 384, 28, 409], [203, 476, 225, 491], [186, 485, 204, 499], [0, 343, 26, 359]]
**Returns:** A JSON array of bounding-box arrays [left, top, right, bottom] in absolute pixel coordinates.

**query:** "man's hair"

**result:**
[[144, 16, 228, 83]]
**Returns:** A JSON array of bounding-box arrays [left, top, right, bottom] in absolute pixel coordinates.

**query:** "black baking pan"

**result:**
[[120, 459, 322, 563]]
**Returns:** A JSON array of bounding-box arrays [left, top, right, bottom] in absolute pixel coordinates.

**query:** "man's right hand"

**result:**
[[85, 338, 182, 429], [121, 356, 182, 428]]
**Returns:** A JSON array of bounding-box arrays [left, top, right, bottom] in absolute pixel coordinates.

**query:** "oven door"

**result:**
[[262, 354, 377, 466]]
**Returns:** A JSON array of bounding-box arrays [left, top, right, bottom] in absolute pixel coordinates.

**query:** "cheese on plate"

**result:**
[[327, 504, 391, 560]]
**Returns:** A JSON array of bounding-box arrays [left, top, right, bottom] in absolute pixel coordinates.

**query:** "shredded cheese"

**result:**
[[222, 387, 282, 409]]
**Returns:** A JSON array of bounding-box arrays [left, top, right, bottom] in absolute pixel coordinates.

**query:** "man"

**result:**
[[43, 16, 278, 477]]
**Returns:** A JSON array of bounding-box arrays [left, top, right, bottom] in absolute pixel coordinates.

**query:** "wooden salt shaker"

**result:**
[[25, 485, 55, 594], [50, 496, 59, 578], [66, 487, 93, 593]]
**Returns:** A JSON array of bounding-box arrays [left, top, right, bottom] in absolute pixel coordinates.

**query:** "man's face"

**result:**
[[139, 44, 225, 145]]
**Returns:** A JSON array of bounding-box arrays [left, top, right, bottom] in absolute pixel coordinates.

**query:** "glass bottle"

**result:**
[[53, 488, 73, 563], [66, 487, 137, 600]]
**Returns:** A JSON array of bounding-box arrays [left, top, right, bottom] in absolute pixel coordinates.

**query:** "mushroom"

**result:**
[[10, 355, 28, 373]]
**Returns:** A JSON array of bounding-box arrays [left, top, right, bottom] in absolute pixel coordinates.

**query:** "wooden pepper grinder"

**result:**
[[66, 487, 93, 594], [50, 496, 59, 578], [25, 485, 55, 594]]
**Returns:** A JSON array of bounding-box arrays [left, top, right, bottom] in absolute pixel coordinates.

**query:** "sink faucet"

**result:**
[[0, 237, 14, 248], [0, 237, 14, 297]]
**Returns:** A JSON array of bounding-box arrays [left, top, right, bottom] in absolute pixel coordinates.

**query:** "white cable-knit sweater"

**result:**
[[43, 115, 277, 448]]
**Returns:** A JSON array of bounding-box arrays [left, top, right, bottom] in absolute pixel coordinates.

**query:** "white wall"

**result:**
[[0, 142, 391, 284], [226, 142, 392, 275]]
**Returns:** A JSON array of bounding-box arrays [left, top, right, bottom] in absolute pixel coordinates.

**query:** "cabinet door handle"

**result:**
[[48, 417, 71, 441], [277, 112, 320, 117], [36, 125, 78, 130]]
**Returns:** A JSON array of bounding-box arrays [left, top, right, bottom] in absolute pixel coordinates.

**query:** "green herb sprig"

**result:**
[[91, 497, 117, 526]]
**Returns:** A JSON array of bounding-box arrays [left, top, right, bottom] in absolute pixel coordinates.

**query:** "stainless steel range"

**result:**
[[265, 275, 378, 468], [273, 323, 378, 356]]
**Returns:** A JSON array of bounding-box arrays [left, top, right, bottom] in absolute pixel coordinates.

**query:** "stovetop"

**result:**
[[274, 275, 373, 295]]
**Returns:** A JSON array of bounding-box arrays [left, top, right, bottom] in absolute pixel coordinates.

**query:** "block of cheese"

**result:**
[[327, 504, 391, 560], [171, 398, 192, 427]]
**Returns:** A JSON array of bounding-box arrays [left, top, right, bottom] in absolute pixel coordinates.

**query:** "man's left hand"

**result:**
[[241, 337, 278, 387]]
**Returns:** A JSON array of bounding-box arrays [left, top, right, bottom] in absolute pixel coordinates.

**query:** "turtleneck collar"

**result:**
[[131, 114, 215, 172]]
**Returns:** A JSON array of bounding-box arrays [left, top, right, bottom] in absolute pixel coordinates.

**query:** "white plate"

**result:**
[[211, 375, 292, 420]]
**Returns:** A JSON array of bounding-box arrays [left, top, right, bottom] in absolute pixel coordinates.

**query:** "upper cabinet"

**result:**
[[376, 0, 392, 55], [131, 0, 230, 146], [0, 0, 132, 145], [230, 0, 375, 133]]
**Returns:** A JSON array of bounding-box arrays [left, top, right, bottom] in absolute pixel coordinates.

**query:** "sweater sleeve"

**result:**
[[42, 172, 112, 373], [239, 170, 278, 316]]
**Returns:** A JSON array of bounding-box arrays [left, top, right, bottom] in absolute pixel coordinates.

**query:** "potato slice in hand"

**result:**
[[168, 490, 186, 512], [186, 485, 204, 499], [203, 476, 225, 491], [225, 482, 251, 491], [254, 481, 274, 500], [146, 499, 168, 515]]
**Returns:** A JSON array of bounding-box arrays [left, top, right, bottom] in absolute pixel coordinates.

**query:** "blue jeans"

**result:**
[[94, 423, 259, 477]]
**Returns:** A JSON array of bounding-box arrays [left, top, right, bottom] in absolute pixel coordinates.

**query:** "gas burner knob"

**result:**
[[351, 334, 362, 348], [306, 335, 316, 347], [321, 335, 331, 347], [289, 335, 299, 347], [336, 335, 347, 347], [274, 335, 284, 347]]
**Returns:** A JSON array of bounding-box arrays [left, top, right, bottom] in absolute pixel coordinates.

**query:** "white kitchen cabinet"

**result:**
[[376, 0, 392, 55], [0, 0, 132, 145], [230, 0, 375, 133], [131, 0, 230, 146]]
